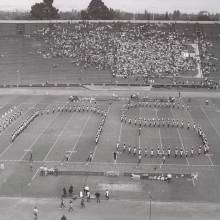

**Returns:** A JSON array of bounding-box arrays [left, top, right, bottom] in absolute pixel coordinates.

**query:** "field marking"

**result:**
[[207, 155, 214, 167], [201, 106, 220, 139], [152, 108, 164, 168], [42, 112, 77, 162], [182, 102, 213, 167], [19, 113, 61, 161], [200, 106, 216, 167], [170, 108, 190, 166], [28, 111, 76, 185], [191, 177, 196, 187], [0, 103, 48, 159], [1, 158, 220, 169], [154, 108, 163, 150], [92, 105, 111, 160], [0, 102, 25, 138], [68, 112, 92, 161], [138, 106, 141, 147], [30, 168, 40, 182]]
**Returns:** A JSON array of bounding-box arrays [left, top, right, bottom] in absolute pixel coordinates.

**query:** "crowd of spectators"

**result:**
[[199, 38, 217, 76], [34, 22, 217, 80]]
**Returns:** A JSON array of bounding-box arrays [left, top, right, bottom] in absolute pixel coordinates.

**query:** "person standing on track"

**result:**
[[33, 206, 39, 220], [185, 148, 188, 158], [175, 148, 178, 158], [128, 145, 131, 155], [61, 215, 67, 220], [150, 148, 154, 158], [187, 122, 190, 130], [105, 189, 110, 200], [180, 148, 183, 158], [181, 120, 184, 128], [116, 143, 119, 152], [123, 144, 126, 152], [138, 127, 141, 136], [157, 147, 160, 158], [167, 147, 171, 158], [191, 147, 194, 157], [137, 154, 142, 165], [113, 151, 117, 164], [68, 200, 74, 212], [198, 146, 202, 156], [144, 147, 148, 157], [133, 146, 137, 156]]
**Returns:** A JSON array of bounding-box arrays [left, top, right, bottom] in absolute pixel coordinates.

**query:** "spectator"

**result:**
[[69, 185, 73, 196], [34, 23, 216, 82], [95, 192, 101, 203], [61, 215, 67, 220], [105, 189, 110, 200], [81, 197, 85, 208], [62, 187, 67, 198]]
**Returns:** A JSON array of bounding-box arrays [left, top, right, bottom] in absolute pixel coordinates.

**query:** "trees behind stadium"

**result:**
[[30, 0, 59, 20], [19, 0, 219, 20], [81, 0, 114, 20]]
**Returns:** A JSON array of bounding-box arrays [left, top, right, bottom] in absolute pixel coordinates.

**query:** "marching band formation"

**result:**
[[118, 101, 210, 162], [12, 110, 39, 142], [0, 106, 22, 133], [7, 99, 209, 165]]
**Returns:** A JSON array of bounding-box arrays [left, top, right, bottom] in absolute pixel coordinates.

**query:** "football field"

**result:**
[[0, 89, 220, 219]]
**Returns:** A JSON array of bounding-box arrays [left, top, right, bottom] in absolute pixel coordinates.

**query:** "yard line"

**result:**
[[206, 154, 214, 167], [92, 105, 111, 160], [0, 103, 50, 159], [138, 106, 141, 147], [154, 108, 163, 150], [182, 102, 213, 167], [30, 168, 40, 182], [19, 113, 61, 161], [0, 142, 14, 159], [200, 106, 216, 167], [170, 108, 190, 166], [191, 177, 196, 187], [118, 123, 123, 143], [154, 108, 165, 168], [42, 112, 76, 162], [68, 113, 92, 161], [1, 159, 220, 168], [201, 106, 220, 139]]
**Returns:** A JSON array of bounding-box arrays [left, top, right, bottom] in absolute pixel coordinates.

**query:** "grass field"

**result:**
[[0, 90, 219, 219]]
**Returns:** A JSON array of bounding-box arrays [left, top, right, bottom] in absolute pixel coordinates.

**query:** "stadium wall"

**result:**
[[0, 20, 219, 36]]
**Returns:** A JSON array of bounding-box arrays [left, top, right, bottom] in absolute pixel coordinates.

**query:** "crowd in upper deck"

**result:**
[[34, 22, 217, 79]]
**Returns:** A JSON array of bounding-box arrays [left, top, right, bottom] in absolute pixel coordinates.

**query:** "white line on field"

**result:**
[[118, 123, 123, 143], [1, 159, 220, 168], [19, 113, 61, 161], [200, 106, 216, 167], [154, 108, 163, 150], [183, 102, 213, 167], [42, 112, 77, 161], [30, 168, 40, 182], [207, 154, 214, 167], [170, 108, 190, 166], [0, 103, 28, 156], [201, 106, 220, 139], [154, 108, 165, 168], [138, 106, 141, 147], [92, 105, 111, 160], [68, 113, 92, 161], [192, 177, 195, 187]]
